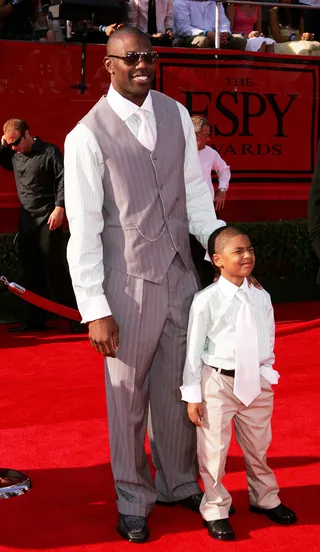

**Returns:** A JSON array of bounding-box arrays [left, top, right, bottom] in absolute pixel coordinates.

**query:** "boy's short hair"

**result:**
[[208, 226, 249, 269], [191, 116, 212, 134]]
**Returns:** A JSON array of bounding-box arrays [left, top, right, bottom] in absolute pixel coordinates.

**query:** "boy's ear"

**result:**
[[213, 253, 223, 268]]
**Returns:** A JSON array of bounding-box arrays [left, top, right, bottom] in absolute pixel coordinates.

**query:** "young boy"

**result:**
[[181, 226, 297, 541]]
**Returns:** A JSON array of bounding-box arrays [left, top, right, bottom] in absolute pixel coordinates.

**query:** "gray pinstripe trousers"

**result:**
[[104, 255, 201, 516]]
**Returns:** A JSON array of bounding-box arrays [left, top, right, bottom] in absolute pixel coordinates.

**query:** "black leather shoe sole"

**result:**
[[117, 524, 149, 543], [249, 505, 297, 525]]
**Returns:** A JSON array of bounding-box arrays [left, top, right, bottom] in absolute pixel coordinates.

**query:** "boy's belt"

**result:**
[[213, 366, 235, 378]]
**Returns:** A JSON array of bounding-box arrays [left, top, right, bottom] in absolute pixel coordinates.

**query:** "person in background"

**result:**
[[173, 0, 246, 50], [182, 225, 297, 541], [0, 119, 82, 333], [192, 116, 230, 211], [189, 116, 230, 289], [127, 0, 173, 46], [0, 0, 55, 41], [299, 0, 320, 42], [268, 0, 320, 55], [226, 1, 275, 53]]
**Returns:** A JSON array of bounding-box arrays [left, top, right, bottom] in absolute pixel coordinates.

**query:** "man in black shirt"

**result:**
[[0, 118, 81, 332]]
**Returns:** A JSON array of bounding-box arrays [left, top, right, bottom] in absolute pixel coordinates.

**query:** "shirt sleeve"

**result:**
[[211, 150, 231, 191], [0, 145, 14, 171], [180, 295, 210, 403], [51, 146, 65, 208], [164, 0, 173, 30], [220, 5, 232, 33], [177, 102, 226, 249], [174, 0, 205, 37], [64, 124, 112, 323]]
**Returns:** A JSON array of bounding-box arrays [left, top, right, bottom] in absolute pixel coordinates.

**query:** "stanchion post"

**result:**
[[215, 1, 221, 50]]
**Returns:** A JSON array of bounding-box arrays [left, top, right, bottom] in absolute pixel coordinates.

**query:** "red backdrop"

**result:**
[[0, 43, 319, 233]]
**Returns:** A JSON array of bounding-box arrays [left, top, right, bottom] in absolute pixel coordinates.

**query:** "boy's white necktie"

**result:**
[[137, 110, 156, 151], [234, 288, 261, 406]]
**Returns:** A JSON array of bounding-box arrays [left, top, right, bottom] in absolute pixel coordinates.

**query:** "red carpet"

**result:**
[[1, 302, 320, 552]]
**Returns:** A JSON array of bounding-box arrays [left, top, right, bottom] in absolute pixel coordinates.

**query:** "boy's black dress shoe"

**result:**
[[117, 514, 149, 543], [206, 519, 236, 541], [249, 503, 297, 525]]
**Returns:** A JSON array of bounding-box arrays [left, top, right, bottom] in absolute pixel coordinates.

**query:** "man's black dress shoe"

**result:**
[[249, 503, 297, 525], [117, 514, 149, 543], [156, 492, 203, 512], [206, 519, 236, 541], [157, 492, 236, 516], [8, 322, 46, 333]]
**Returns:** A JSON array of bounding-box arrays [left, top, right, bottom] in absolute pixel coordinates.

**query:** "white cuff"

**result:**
[[260, 366, 280, 385], [180, 384, 202, 403], [78, 294, 112, 324]]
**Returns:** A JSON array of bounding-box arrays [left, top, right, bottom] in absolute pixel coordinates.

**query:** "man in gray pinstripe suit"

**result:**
[[64, 26, 225, 543]]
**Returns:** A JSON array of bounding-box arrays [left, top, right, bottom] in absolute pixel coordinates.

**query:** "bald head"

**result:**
[[106, 26, 151, 56], [208, 226, 247, 258]]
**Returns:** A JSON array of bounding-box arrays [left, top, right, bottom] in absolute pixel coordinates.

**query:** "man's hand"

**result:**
[[248, 30, 260, 38], [48, 206, 64, 230], [206, 31, 215, 43], [105, 23, 118, 36], [214, 190, 227, 210], [187, 402, 204, 427], [88, 315, 120, 357], [166, 28, 173, 39], [247, 275, 262, 289], [1, 136, 8, 147], [220, 32, 229, 44]]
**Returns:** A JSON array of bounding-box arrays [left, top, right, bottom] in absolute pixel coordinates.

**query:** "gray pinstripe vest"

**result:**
[[81, 90, 193, 284]]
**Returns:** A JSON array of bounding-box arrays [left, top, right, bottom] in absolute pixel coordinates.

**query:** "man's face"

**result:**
[[196, 125, 211, 150], [104, 34, 156, 103], [4, 129, 30, 154]]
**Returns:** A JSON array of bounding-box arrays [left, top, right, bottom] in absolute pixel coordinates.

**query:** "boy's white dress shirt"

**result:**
[[181, 276, 279, 403]]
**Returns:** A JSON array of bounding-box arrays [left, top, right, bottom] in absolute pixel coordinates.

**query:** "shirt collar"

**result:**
[[217, 275, 250, 301], [106, 84, 154, 122]]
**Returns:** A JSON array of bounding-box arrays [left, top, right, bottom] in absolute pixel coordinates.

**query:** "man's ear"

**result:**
[[104, 56, 114, 75]]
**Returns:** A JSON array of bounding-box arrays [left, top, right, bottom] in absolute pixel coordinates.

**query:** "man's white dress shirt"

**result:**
[[173, 0, 231, 37], [198, 145, 231, 199], [181, 276, 279, 404], [127, 0, 173, 34], [64, 85, 225, 323]]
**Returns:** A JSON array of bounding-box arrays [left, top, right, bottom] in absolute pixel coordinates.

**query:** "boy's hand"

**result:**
[[187, 402, 204, 427]]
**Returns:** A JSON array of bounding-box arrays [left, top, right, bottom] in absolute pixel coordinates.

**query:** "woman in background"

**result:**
[[227, 1, 275, 52], [268, 0, 320, 55]]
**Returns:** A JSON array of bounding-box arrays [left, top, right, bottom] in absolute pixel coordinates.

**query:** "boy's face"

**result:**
[[213, 234, 255, 283]]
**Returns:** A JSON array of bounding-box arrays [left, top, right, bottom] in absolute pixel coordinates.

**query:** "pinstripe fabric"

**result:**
[[80, 92, 202, 515], [104, 257, 201, 516], [81, 91, 193, 284]]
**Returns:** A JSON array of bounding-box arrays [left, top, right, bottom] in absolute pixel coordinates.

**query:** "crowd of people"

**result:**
[[1, 0, 320, 55]]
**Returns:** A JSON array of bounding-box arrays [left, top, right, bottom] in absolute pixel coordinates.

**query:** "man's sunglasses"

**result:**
[[8, 135, 24, 147], [108, 51, 159, 66]]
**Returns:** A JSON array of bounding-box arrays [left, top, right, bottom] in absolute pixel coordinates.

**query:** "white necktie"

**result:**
[[136, 109, 156, 151], [234, 288, 261, 406]]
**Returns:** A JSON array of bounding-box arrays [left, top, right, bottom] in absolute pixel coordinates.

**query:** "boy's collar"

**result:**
[[217, 275, 250, 300]]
